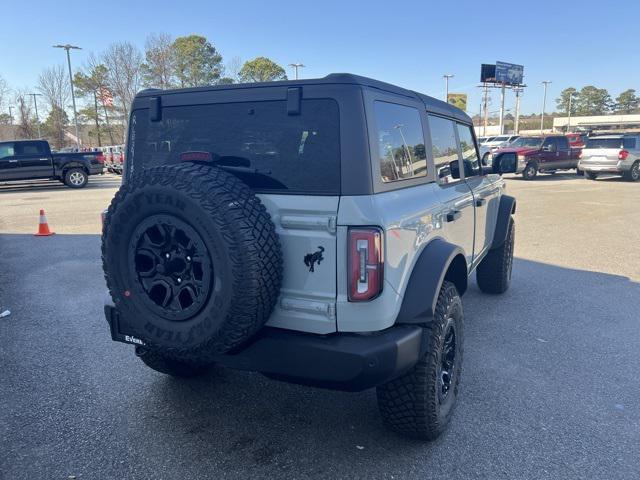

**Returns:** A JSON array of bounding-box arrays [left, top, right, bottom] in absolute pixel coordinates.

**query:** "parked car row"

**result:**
[[98, 145, 125, 175], [491, 133, 640, 182]]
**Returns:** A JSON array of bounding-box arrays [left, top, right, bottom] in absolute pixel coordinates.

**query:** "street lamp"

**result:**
[[540, 80, 552, 133], [27, 93, 43, 138], [443, 74, 454, 102], [53, 44, 82, 148], [288, 63, 305, 80]]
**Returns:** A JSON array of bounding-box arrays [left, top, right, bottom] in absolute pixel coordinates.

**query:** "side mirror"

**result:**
[[493, 152, 518, 174], [449, 160, 460, 179]]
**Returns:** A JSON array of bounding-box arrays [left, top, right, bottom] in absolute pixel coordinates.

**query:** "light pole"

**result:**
[[443, 74, 454, 102], [513, 87, 523, 134], [288, 63, 305, 80], [567, 91, 576, 132], [53, 44, 82, 148], [27, 93, 43, 138], [540, 80, 552, 133]]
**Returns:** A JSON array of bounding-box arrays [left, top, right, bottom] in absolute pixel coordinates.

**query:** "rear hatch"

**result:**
[[581, 137, 624, 166], [126, 94, 341, 334]]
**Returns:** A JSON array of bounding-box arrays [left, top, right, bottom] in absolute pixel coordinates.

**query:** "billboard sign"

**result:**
[[480, 64, 496, 83], [447, 93, 467, 111], [495, 61, 524, 85]]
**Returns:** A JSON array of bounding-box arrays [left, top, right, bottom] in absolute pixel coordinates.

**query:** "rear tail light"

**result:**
[[348, 228, 384, 301], [96, 153, 105, 164], [618, 150, 629, 160]]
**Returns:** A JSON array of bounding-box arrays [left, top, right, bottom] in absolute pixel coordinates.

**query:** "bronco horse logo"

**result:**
[[304, 246, 325, 273]]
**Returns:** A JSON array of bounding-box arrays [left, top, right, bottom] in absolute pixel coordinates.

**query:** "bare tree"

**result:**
[[142, 33, 176, 89], [38, 65, 71, 149], [0, 75, 10, 113], [225, 56, 243, 83], [14, 91, 36, 139], [102, 42, 143, 141]]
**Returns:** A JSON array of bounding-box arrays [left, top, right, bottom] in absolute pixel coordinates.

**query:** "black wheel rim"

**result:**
[[129, 214, 213, 322], [438, 320, 457, 404]]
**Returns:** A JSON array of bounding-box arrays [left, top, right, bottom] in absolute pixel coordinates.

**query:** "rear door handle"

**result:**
[[8, 160, 18, 163], [475, 198, 486, 207], [446, 210, 462, 222]]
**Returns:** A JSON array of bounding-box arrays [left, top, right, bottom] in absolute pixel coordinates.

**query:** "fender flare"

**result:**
[[396, 238, 467, 325], [56, 160, 88, 176], [491, 194, 516, 249]]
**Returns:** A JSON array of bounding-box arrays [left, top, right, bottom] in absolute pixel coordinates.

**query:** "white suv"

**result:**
[[101, 74, 518, 440]]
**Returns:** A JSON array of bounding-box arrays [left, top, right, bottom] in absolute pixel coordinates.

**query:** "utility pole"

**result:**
[[443, 74, 454, 102], [482, 84, 490, 136], [53, 44, 82, 148], [567, 91, 575, 132], [513, 87, 523, 134], [8, 106, 14, 125], [288, 63, 305, 80], [498, 82, 506, 135], [540, 80, 552, 134], [27, 93, 43, 138]]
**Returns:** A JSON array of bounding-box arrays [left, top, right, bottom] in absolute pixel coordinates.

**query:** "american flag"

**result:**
[[99, 86, 114, 107]]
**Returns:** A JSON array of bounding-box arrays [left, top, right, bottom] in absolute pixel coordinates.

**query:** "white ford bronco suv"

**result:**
[[102, 74, 517, 440]]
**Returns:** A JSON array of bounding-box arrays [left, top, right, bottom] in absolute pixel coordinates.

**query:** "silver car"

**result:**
[[579, 135, 640, 181]]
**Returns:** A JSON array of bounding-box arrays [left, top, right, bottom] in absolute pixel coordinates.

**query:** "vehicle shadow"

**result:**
[[0, 175, 121, 193], [1, 233, 639, 478]]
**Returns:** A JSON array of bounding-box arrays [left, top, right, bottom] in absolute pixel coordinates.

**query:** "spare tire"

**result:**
[[102, 163, 282, 360]]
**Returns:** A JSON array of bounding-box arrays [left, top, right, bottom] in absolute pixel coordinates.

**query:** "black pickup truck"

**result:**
[[0, 140, 104, 188]]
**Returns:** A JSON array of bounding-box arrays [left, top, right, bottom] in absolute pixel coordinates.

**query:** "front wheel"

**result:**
[[477, 217, 515, 294], [522, 162, 537, 180], [64, 168, 88, 188], [623, 161, 640, 182], [377, 281, 463, 440]]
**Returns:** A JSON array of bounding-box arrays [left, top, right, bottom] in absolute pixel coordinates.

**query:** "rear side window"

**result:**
[[373, 101, 427, 183], [0, 143, 14, 159], [586, 138, 623, 149], [623, 137, 636, 149], [428, 115, 460, 185], [557, 137, 569, 150], [16, 142, 46, 155], [130, 99, 340, 194]]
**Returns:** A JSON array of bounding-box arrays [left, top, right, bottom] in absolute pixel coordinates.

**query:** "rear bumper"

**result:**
[[104, 304, 424, 391], [579, 160, 632, 173]]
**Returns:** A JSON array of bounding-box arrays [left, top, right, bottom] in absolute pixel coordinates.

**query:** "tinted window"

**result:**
[[623, 137, 636, 149], [542, 137, 556, 150], [585, 138, 624, 149], [428, 115, 460, 185], [16, 142, 46, 156], [130, 99, 340, 194], [511, 137, 543, 148], [557, 137, 569, 150], [373, 101, 427, 183], [456, 123, 480, 177], [0, 143, 15, 159]]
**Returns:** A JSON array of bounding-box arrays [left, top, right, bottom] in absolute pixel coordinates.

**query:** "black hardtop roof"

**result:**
[[136, 73, 472, 124]]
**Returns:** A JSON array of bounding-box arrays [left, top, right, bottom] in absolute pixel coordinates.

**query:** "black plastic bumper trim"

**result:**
[[104, 304, 424, 392]]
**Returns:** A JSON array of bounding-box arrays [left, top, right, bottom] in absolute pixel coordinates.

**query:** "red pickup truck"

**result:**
[[493, 135, 581, 180]]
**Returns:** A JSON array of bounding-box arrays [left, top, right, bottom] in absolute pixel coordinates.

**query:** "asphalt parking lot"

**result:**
[[1, 172, 639, 479]]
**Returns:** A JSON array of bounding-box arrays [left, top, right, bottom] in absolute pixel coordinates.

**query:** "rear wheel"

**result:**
[[64, 168, 88, 188], [477, 217, 515, 294], [522, 162, 537, 180], [585, 171, 598, 180], [377, 281, 463, 440], [623, 161, 640, 182]]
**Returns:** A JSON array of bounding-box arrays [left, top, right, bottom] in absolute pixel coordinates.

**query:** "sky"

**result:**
[[1, 0, 638, 116]]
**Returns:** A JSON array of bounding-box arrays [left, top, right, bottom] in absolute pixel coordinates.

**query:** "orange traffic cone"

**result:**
[[35, 209, 55, 237]]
